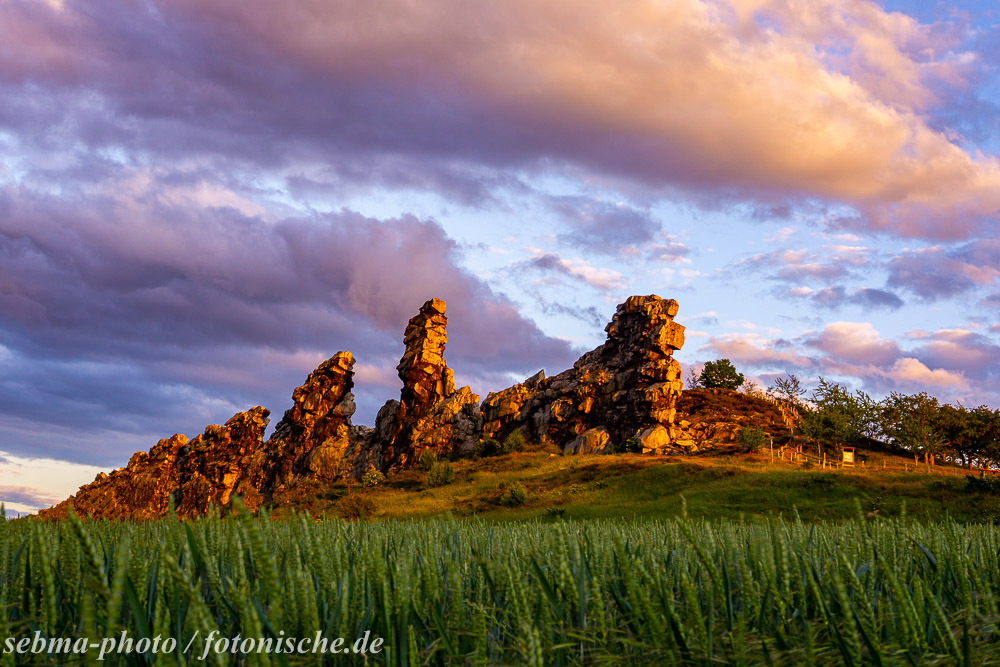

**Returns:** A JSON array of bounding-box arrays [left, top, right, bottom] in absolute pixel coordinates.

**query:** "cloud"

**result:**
[[518, 251, 628, 291], [878, 358, 966, 390], [783, 285, 904, 311], [741, 246, 872, 285], [886, 241, 1000, 299], [699, 333, 813, 369], [532, 298, 606, 330], [545, 195, 661, 253], [0, 485, 63, 510], [805, 322, 901, 365], [849, 288, 904, 310], [0, 175, 575, 464], [646, 241, 692, 263], [1, 0, 997, 238], [912, 329, 1000, 378]]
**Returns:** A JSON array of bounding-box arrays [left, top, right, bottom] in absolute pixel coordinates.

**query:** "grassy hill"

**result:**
[[273, 442, 1000, 524]]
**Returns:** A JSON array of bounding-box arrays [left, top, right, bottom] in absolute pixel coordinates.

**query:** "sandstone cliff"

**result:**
[[480, 295, 685, 454], [41, 294, 689, 519]]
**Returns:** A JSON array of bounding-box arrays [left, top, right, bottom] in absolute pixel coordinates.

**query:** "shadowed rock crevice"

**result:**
[[41, 295, 686, 519]]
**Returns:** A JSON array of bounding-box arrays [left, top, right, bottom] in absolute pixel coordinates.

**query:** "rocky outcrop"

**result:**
[[481, 295, 685, 453], [42, 408, 271, 520], [375, 298, 480, 469], [41, 294, 695, 520], [41, 352, 358, 519], [232, 351, 358, 508]]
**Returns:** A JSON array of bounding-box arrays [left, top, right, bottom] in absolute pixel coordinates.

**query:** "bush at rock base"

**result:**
[[502, 430, 526, 453], [610, 437, 642, 454], [426, 461, 456, 487], [474, 438, 502, 457], [362, 468, 386, 487], [418, 449, 437, 470]]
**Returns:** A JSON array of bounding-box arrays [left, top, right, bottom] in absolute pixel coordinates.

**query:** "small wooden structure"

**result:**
[[842, 446, 856, 468]]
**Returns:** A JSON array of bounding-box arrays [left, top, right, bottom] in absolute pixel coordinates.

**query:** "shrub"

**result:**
[[499, 482, 528, 507], [362, 468, 386, 488], [418, 449, 437, 471], [426, 461, 456, 488], [737, 426, 767, 453], [474, 438, 501, 457], [502, 430, 526, 454], [611, 437, 641, 454]]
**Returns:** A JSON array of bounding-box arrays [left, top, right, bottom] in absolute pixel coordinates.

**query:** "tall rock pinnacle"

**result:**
[[376, 298, 480, 469]]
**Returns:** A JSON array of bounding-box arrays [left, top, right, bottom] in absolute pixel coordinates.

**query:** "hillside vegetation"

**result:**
[[273, 442, 1000, 524]]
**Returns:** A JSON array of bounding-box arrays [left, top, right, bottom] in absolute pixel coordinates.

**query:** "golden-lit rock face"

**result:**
[[481, 295, 686, 453], [376, 298, 480, 470], [41, 295, 690, 520]]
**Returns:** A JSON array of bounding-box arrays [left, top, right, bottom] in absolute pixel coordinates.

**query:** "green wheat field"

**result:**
[[2, 506, 999, 665]]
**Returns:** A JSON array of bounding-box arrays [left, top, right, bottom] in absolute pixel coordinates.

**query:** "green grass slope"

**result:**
[[273, 446, 1000, 524]]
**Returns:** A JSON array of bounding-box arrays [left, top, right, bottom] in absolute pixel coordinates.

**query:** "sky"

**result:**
[[1, 0, 999, 513]]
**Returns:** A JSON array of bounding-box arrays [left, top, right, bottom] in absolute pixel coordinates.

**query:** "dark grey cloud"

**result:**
[[533, 298, 605, 330], [0, 181, 575, 465]]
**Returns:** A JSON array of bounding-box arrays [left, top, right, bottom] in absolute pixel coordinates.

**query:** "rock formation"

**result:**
[[480, 295, 685, 453], [41, 294, 692, 520], [41, 352, 359, 519], [373, 298, 480, 470]]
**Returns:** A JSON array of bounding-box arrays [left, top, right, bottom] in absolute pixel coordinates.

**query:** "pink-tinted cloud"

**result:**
[[700, 333, 813, 368], [805, 322, 901, 365], [0, 485, 62, 510], [878, 358, 966, 390], [740, 245, 872, 284], [1, 0, 997, 238], [517, 251, 629, 292], [912, 329, 1000, 377]]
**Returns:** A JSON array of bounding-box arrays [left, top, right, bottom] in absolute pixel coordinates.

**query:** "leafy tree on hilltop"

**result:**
[[936, 403, 998, 469], [878, 392, 945, 464], [693, 359, 745, 390], [801, 377, 878, 447]]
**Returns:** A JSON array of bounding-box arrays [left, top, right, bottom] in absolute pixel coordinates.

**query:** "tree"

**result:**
[[879, 392, 945, 464], [769, 374, 805, 405], [693, 359, 745, 390], [939, 404, 1000, 469], [800, 377, 878, 447]]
